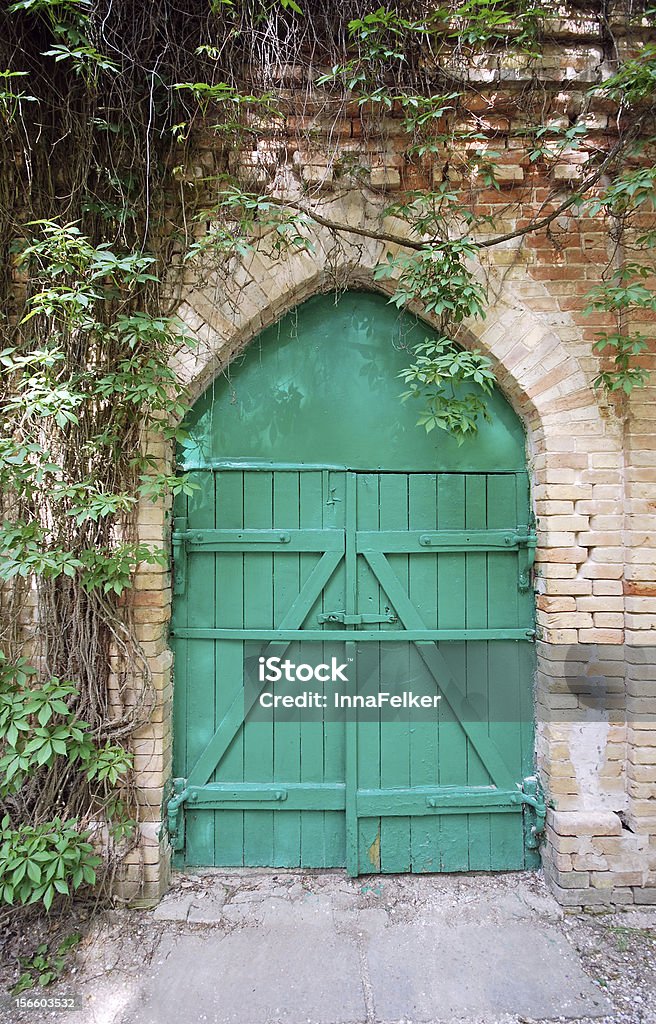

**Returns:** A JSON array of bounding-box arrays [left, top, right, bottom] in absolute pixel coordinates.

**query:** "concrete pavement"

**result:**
[[58, 871, 617, 1024]]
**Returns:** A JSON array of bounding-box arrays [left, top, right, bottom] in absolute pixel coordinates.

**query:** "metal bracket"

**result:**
[[318, 610, 397, 625]]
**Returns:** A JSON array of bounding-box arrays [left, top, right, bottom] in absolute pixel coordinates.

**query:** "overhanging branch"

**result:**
[[271, 121, 643, 257]]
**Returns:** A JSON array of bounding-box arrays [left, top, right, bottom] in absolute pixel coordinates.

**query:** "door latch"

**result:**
[[317, 610, 397, 625]]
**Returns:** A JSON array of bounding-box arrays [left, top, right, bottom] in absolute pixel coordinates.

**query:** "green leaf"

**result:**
[[27, 861, 41, 884]]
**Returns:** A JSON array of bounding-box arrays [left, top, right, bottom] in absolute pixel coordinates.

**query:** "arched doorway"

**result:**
[[169, 292, 542, 874]]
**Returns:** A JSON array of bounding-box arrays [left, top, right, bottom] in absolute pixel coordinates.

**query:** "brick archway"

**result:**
[[121, 191, 652, 908]]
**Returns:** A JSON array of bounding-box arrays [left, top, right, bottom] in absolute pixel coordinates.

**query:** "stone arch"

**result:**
[[169, 190, 609, 468]]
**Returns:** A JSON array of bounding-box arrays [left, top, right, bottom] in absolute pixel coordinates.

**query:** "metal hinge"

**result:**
[[518, 774, 547, 849], [171, 517, 188, 596], [165, 777, 189, 851], [317, 610, 397, 625], [516, 524, 537, 592]]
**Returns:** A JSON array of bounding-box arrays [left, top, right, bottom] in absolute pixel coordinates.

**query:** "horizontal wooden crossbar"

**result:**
[[177, 782, 527, 817], [169, 627, 534, 641], [185, 782, 346, 811], [357, 529, 536, 553], [171, 528, 345, 552], [173, 527, 536, 555], [178, 461, 526, 473], [356, 786, 525, 817]]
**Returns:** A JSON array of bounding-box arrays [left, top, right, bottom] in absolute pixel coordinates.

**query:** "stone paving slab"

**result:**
[[119, 874, 609, 1024], [123, 923, 366, 1024], [367, 919, 607, 1021], [11, 871, 621, 1024]]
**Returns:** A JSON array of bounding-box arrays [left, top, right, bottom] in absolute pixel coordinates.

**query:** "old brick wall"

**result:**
[[119, 11, 656, 906]]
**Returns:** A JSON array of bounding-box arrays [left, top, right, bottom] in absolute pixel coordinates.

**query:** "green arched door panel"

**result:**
[[178, 291, 526, 472], [170, 291, 539, 875]]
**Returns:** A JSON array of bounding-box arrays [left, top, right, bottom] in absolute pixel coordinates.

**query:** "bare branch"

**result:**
[[272, 121, 644, 257]]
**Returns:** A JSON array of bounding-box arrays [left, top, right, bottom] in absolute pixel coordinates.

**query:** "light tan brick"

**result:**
[[594, 612, 625, 628], [537, 596, 576, 612], [593, 580, 624, 596], [549, 811, 622, 837], [542, 611, 595, 629], [577, 597, 624, 612], [534, 563, 579, 579], [535, 485, 594, 501], [535, 500, 575, 514], [535, 546, 588, 564], [538, 627, 579, 643], [581, 564, 624, 580]]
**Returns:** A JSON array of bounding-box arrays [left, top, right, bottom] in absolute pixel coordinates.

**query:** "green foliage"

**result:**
[[0, 69, 36, 118], [592, 331, 650, 395], [578, 163, 656, 397], [0, 818, 100, 910], [374, 241, 487, 322], [399, 337, 496, 443], [0, 653, 134, 795], [12, 934, 81, 994], [0, 522, 166, 593], [0, 650, 134, 911], [585, 263, 656, 314], [588, 167, 656, 217], [0, 219, 186, 910], [444, 0, 546, 50], [9, 0, 118, 79], [184, 186, 314, 264], [592, 43, 656, 106], [583, 257, 656, 397], [278, 0, 303, 13], [172, 83, 280, 140], [342, 1, 545, 68], [383, 186, 464, 236], [522, 121, 589, 164], [316, 5, 656, 400], [2, 222, 189, 486]]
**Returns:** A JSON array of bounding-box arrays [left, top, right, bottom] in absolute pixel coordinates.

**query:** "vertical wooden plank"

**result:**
[[242, 471, 275, 866], [378, 473, 411, 873], [487, 473, 525, 869], [355, 473, 382, 874], [272, 470, 302, 866], [321, 470, 347, 866], [463, 474, 492, 871], [436, 474, 469, 871], [183, 470, 216, 865], [515, 469, 537, 865], [519, 639, 540, 868], [171, 488, 189, 870], [297, 472, 330, 865], [516, 470, 535, 629], [344, 472, 359, 876], [407, 474, 440, 872], [171, 488, 189, 781], [213, 470, 245, 866]]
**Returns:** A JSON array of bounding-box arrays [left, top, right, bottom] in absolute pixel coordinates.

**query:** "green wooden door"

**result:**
[[169, 293, 542, 874]]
